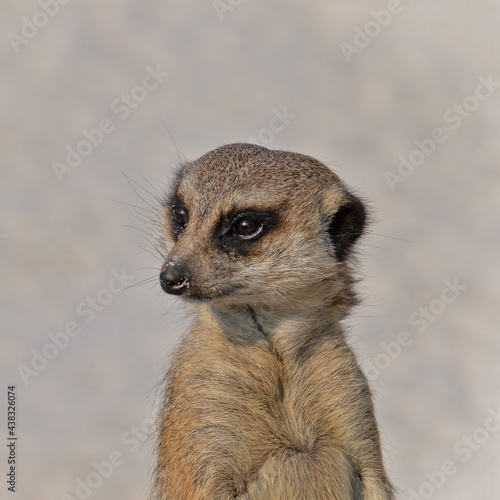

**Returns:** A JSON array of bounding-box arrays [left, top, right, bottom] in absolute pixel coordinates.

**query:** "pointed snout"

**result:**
[[159, 262, 190, 295]]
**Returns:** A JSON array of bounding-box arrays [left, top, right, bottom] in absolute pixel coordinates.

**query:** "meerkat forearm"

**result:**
[[152, 143, 394, 499]]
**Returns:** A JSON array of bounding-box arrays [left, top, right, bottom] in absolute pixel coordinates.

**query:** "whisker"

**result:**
[[121, 171, 163, 211], [139, 245, 165, 263], [369, 233, 411, 244], [160, 117, 185, 166], [122, 275, 159, 290]]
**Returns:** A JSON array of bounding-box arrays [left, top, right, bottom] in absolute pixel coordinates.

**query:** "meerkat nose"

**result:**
[[159, 265, 190, 295]]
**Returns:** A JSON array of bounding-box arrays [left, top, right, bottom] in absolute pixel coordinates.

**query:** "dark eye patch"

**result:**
[[217, 208, 279, 253]]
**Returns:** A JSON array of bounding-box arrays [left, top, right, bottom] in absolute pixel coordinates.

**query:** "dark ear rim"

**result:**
[[327, 194, 367, 261]]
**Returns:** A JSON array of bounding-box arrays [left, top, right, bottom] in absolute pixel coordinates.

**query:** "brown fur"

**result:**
[[152, 143, 393, 499]]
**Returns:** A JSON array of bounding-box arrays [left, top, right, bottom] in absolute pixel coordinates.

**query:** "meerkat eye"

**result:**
[[231, 217, 263, 239], [172, 206, 188, 229]]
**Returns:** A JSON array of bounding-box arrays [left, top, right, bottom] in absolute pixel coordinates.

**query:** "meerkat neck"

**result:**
[[195, 289, 352, 360]]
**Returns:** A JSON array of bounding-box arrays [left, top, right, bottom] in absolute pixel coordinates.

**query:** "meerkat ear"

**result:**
[[326, 194, 367, 261]]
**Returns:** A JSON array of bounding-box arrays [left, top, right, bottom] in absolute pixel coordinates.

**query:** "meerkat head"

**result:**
[[157, 143, 366, 310]]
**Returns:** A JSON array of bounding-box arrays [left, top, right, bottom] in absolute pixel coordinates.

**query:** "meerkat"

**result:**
[[152, 143, 393, 500]]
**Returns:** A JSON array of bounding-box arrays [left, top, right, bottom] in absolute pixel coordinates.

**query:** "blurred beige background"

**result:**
[[1, 1, 499, 499]]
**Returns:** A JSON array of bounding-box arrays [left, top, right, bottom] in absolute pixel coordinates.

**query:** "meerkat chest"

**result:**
[[167, 325, 353, 444]]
